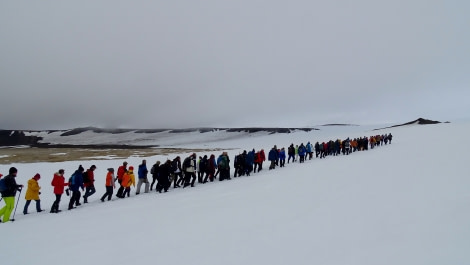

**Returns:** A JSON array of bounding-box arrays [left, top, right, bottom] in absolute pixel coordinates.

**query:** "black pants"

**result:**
[[184, 172, 196, 187], [51, 194, 62, 213], [24, 199, 41, 214], [68, 190, 81, 209], [116, 185, 124, 198], [150, 176, 158, 190], [101, 186, 113, 201]]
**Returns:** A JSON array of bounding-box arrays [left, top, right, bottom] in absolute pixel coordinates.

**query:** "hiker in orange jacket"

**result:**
[[121, 167, 135, 198], [100, 168, 116, 202]]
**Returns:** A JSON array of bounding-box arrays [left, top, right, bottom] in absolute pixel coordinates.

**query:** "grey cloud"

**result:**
[[1, 1, 469, 130]]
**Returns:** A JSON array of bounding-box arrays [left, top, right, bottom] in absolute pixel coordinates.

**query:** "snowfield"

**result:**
[[0, 121, 468, 265]]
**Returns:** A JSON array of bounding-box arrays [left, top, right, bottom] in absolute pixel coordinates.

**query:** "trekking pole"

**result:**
[[10, 188, 22, 222]]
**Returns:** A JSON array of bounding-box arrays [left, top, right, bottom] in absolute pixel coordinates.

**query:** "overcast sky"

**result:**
[[1, 1, 469, 130]]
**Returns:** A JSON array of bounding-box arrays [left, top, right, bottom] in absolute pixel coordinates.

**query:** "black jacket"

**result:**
[[1, 174, 21, 197]]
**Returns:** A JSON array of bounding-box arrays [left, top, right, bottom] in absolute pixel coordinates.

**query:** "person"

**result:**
[[68, 165, 85, 210], [0, 167, 23, 222], [150, 161, 161, 191], [298, 143, 307, 163], [245, 149, 255, 175], [183, 153, 197, 188], [279, 148, 286, 167], [156, 160, 171, 193], [100, 168, 116, 202], [122, 166, 136, 198], [116, 162, 128, 198], [268, 146, 278, 170], [136, 160, 149, 194], [217, 152, 231, 181], [50, 169, 68, 213], [23, 173, 43, 214], [258, 149, 266, 171], [83, 165, 96, 203], [200, 155, 209, 183], [205, 154, 217, 182], [172, 156, 183, 188]]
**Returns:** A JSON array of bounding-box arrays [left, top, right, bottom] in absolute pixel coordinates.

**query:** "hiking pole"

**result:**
[[10, 188, 22, 222]]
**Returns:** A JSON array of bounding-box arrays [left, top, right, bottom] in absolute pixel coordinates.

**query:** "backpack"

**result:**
[[83, 170, 90, 183], [218, 156, 228, 169], [182, 157, 191, 171], [68, 174, 75, 188], [0, 178, 7, 193]]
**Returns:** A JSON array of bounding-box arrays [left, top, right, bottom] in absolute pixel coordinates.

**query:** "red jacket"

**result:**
[[51, 173, 68, 195], [83, 169, 95, 187], [259, 150, 266, 162], [117, 166, 127, 181]]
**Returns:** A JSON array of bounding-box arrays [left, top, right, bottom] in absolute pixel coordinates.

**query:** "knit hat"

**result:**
[[78, 165, 84, 172], [107, 168, 114, 172], [129, 166, 134, 170], [9, 167, 17, 174], [33, 173, 40, 180]]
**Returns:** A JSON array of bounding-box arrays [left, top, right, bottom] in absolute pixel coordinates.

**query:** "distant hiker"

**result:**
[[183, 153, 197, 188], [217, 152, 231, 181], [279, 147, 286, 167], [68, 165, 85, 210], [268, 146, 278, 170], [298, 143, 306, 163], [258, 149, 266, 171], [306, 142, 313, 160], [287, 144, 295, 163], [150, 161, 161, 191], [122, 166, 136, 198], [100, 168, 116, 202], [136, 160, 149, 194], [116, 162, 128, 198], [200, 155, 209, 183], [206, 154, 217, 182], [156, 160, 172, 193], [23, 173, 43, 214], [245, 149, 255, 176], [172, 156, 183, 188], [83, 165, 96, 203], [0, 167, 23, 222], [314, 142, 320, 158], [50, 169, 68, 213], [233, 153, 245, 178]]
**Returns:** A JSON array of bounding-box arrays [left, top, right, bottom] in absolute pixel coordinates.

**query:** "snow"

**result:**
[[1, 122, 469, 265]]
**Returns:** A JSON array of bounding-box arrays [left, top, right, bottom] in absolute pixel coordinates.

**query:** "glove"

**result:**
[[39, 192, 41, 195]]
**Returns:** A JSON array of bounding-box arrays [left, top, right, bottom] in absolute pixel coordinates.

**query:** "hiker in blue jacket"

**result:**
[[68, 165, 85, 210], [268, 146, 279, 170]]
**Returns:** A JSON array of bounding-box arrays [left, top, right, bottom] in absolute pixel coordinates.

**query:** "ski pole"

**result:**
[[10, 188, 22, 222]]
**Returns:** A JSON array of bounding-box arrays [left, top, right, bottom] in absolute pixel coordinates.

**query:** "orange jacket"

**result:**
[[122, 170, 135, 188], [105, 172, 115, 187]]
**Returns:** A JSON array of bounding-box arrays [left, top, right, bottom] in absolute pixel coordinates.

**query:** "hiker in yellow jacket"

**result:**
[[23, 173, 43, 214], [122, 166, 135, 198]]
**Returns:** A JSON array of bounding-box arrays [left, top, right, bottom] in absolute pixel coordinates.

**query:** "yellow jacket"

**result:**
[[122, 170, 135, 188], [25, 178, 41, 201]]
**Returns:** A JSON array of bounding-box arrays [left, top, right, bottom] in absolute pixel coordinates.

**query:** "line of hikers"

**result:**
[[0, 133, 392, 222]]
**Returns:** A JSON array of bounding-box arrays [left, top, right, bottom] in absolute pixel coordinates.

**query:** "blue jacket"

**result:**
[[246, 151, 255, 166], [306, 142, 312, 153], [268, 149, 279, 161], [138, 164, 148, 179], [279, 150, 286, 160], [298, 145, 307, 156], [69, 170, 84, 192]]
